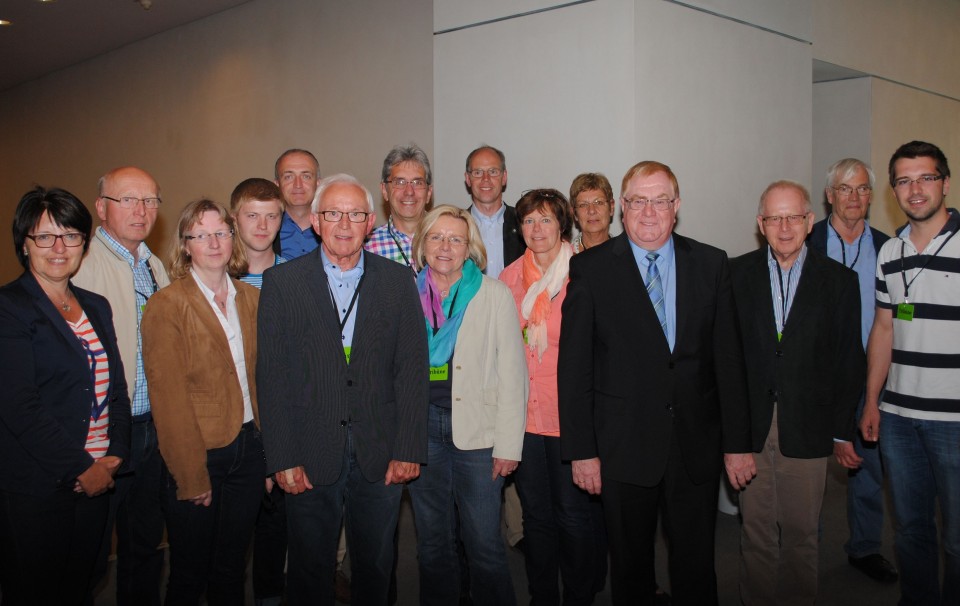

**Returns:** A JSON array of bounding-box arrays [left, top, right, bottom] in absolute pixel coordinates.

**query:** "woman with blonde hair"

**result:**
[[407, 204, 527, 606], [142, 199, 263, 605]]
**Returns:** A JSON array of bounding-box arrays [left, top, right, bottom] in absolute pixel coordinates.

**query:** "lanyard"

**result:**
[[428, 283, 460, 336], [387, 219, 415, 272], [135, 262, 161, 303], [899, 228, 957, 303], [828, 219, 864, 269], [327, 272, 365, 334], [773, 253, 796, 329]]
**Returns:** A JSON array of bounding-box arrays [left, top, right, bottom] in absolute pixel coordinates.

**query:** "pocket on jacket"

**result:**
[[189, 391, 220, 418]]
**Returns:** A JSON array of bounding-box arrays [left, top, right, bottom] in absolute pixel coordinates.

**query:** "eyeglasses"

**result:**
[[318, 210, 371, 223], [386, 178, 429, 190], [831, 184, 872, 197], [893, 174, 943, 189], [761, 214, 808, 226], [576, 198, 610, 210], [25, 232, 86, 248], [425, 233, 467, 247], [468, 167, 503, 179], [622, 197, 676, 211], [184, 230, 234, 242], [101, 195, 162, 209], [521, 216, 555, 226]]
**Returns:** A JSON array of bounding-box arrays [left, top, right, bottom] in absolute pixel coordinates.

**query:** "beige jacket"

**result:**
[[73, 228, 170, 402], [449, 276, 528, 461], [141, 275, 259, 499]]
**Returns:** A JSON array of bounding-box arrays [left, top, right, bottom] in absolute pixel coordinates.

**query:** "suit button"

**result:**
[[347, 380, 353, 386], [668, 362, 675, 369], [340, 420, 347, 427], [664, 403, 672, 410], [775, 350, 783, 357]]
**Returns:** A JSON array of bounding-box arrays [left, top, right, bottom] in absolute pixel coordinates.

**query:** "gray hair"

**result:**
[[825, 158, 875, 190], [758, 180, 812, 216], [311, 174, 375, 214], [381, 144, 432, 185]]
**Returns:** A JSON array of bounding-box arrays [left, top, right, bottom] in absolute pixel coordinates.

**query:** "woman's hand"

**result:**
[[492, 458, 518, 480], [76, 460, 116, 497]]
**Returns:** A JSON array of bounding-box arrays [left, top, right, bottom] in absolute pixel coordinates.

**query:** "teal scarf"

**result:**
[[417, 259, 482, 366]]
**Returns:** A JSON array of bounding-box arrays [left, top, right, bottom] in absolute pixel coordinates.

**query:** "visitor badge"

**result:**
[[896, 303, 914, 322]]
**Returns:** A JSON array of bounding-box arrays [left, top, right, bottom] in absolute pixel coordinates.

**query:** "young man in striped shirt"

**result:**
[[861, 140, 959, 605]]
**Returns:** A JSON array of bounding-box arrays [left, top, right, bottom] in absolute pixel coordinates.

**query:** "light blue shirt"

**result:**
[[321, 249, 365, 350], [630, 236, 677, 351], [825, 220, 876, 349], [471, 204, 506, 279], [767, 245, 808, 338], [97, 226, 158, 417]]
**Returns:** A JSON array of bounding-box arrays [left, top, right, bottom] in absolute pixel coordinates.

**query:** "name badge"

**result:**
[[429, 364, 449, 382], [896, 303, 914, 322]]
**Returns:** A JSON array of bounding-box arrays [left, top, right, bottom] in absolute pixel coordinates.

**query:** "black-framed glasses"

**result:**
[[184, 230, 234, 242], [101, 195, 162, 209], [622, 197, 676, 211], [893, 174, 943, 189], [25, 233, 86, 248], [831, 184, 872, 197], [318, 210, 370, 223], [761, 214, 808, 226], [385, 178, 429, 190]]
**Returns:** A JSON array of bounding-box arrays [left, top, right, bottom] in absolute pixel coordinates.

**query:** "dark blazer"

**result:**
[[0, 272, 131, 496], [558, 233, 751, 487], [469, 204, 526, 270], [257, 250, 429, 485], [808, 215, 890, 256], [730, 247, 864, 457]]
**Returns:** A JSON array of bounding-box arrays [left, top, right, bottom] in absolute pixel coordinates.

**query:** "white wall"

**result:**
[[812, 77, 872, 215], [435, 0, 812, 257]]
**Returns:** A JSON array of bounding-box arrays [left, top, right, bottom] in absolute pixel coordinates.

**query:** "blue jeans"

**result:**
[[284, 427, 402, 606], [845, 395, 887, 558], [880, 411, 960, 605], [408, 404, 516, 606], [163, 423, 265, 606], [514, 432, 603, 605]]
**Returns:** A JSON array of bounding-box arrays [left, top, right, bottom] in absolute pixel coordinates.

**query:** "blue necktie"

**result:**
[[646, 252, 667, 336]]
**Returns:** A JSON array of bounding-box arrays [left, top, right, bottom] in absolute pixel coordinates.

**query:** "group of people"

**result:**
[[0, 140, 956, 606]]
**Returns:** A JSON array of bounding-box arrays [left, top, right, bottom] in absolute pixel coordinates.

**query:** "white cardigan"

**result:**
[[449, 276, 528, 461]]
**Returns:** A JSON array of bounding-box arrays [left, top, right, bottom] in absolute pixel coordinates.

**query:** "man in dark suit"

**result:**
[[257, 173, 429, 606], [731, 180, 864, 604], [558, 160, 755, 605], [465, 145, 525, 278], [808, 159, 897, 584]]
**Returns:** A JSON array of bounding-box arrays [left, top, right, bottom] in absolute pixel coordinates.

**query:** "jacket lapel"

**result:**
[[21, 273, 86, 359], [304, 250, 350, 368], [181, 276, 235, 370], [610, 234, 670, 352]]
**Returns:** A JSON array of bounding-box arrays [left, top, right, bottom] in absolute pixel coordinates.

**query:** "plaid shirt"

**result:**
[[98, 227, 159, 417], [364, 217, 416, 272]]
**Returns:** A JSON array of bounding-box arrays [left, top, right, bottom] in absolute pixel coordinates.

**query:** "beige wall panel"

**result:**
[[812, 77, 872, 218], [0, 0, 433, 283], [813, 0, 960, 100], [667, 0, 811, 42]]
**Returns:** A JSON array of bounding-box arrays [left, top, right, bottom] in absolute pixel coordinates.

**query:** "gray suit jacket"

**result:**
[[256, 249, 429, 484]]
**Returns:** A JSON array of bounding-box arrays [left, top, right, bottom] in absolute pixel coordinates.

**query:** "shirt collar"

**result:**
[[767, 243, 808, 271], [190, 268, 236, 302], [320, 246, 365, 279], [98, 226, 152, 266]]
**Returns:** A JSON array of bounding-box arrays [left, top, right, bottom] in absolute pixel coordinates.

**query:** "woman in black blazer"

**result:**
[[0, 187, 131, 605]]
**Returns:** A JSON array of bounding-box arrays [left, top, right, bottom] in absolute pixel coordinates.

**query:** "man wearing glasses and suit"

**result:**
[[558, 160, 755, 605], [257, 174, 428, 606]]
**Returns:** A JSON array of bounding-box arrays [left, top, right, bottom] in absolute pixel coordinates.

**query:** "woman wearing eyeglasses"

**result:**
[[141, 199, 263, 605], [570, 173, 616, 254], [0, 187, 131, 605], [407, 205, 527, 606], [499, 189, 608, 605]]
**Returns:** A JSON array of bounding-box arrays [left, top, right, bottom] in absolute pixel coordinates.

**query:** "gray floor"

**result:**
[[93, 457, 902, 605]]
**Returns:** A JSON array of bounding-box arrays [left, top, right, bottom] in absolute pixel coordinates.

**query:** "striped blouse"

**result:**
[[68, 313, 111, 459]]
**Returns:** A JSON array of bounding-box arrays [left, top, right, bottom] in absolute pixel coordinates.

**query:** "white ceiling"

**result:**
[[0, 0, 253, 92]]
